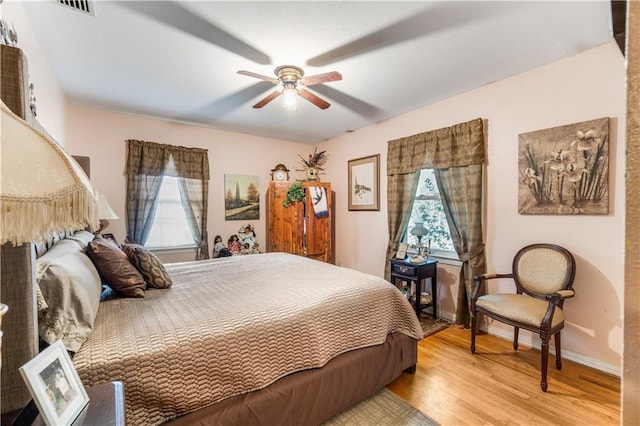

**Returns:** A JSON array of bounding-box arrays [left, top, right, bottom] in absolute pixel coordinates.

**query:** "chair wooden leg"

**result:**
[[541, 338, 549, 392], [471, 313, 477, 354], [513, 326, 519, 350], [555, 332, 563, 370]]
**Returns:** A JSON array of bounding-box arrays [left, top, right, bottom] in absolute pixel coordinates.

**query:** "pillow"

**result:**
[[121, 243, 172, 289], [38, 238, 83, 259], [36, 248, 102, 352], [86, 237, 146, 298], [67, 230, 96, 249]]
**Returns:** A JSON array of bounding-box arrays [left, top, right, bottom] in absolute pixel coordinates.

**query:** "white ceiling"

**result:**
[[20, 1, 614, 144]]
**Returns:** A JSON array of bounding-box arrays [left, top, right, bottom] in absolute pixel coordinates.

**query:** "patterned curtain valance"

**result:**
[[387, 118, 485, 175], [126, 139, 210, 180]]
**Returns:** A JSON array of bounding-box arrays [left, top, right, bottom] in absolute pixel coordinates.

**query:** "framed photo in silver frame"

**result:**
[[20, 340, 90, 426]]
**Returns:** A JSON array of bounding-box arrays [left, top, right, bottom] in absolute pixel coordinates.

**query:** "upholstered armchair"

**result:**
[[470, 243, 576, 391]]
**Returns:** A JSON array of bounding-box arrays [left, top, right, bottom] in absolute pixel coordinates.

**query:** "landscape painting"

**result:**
[[224, 174, 260, 220], [518, 117, 610, 215]]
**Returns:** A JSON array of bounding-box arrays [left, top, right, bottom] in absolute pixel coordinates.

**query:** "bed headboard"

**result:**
[[0, 243, 38, 413], [0, 44, 55, 414]]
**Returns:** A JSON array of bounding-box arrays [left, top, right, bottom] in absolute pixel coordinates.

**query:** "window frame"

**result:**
[[144, 175, 197, 250], [405, 169, 459, 263]]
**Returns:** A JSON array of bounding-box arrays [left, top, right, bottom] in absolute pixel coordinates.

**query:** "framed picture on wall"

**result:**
[[518, 117, 609, 215], [224, 174, 260, 220], [19, 340, 90, 426], [348, 154, 380, 211]]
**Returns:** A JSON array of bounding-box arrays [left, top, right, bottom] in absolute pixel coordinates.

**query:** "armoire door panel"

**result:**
[[267, 181, 333, 263], [304, 182, 332, 263]]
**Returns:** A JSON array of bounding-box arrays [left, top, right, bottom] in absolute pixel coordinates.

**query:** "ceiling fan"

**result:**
[[237, 65, 342, 110]]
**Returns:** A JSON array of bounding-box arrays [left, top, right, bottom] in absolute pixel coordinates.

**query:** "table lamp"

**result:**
[[410, 222, 429, 257], [97, 195, 119, 233]]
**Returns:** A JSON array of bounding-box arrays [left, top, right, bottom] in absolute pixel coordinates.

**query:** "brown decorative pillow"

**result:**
[[121, 243, 173, 289], [86, 237, 145, 298]]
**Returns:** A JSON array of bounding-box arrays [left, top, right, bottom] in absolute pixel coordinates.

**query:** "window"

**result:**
[[145, 176, 196, 249], [406, 169, 455, 255]]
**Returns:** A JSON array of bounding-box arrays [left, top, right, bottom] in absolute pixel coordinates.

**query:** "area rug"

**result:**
[[322, 388, 438, 425], [419, 316, 452, 338]]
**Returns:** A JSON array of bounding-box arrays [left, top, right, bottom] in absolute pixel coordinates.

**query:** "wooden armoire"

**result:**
[[266, 181, 334, 263]]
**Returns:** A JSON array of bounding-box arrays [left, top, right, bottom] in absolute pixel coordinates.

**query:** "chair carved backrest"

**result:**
[[513, 244, 576, 299]]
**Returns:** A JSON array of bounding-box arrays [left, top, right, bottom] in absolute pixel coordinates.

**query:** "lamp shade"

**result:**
[[410, 222, 429, 238], [98, 195, 119, 220], [0, 101, 99, 245]]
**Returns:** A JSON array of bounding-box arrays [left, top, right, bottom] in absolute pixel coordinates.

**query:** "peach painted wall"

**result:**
[[2, 2, 67, 143], [6, 0, 624, 373], [322, 41, 625, 374], [64, 106, 305, 262]]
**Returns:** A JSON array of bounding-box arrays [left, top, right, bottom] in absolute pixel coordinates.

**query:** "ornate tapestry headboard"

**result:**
[[1, 44, 46, 414], [0, 243, 38, 414]]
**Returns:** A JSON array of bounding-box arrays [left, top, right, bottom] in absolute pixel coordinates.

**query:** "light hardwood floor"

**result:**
[[387, 326, 620, 425]]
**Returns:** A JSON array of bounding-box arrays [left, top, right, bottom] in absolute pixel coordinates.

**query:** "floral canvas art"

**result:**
[[518, 117, 610, 215]]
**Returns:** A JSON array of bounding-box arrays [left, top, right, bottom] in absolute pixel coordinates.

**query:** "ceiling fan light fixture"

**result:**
[[282, 81, 298, 111], [276, 65, 304, 83], [238, 64, 340, 110]]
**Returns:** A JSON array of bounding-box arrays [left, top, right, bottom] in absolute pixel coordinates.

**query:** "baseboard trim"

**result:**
[[485, 325, 621, 377], [437, 309, 620, 377]]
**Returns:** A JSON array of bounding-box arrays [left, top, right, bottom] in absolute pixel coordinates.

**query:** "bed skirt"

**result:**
[[166, 332, 417, 425]]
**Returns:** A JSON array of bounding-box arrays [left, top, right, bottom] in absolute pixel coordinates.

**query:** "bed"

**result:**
[[16, 232, 422, 425]]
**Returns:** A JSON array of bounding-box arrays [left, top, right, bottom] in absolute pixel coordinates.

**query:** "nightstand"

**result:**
[[32, 381, 125, 425], [390, 258, 438, 319]]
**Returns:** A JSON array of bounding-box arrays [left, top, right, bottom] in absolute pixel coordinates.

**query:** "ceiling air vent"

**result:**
[[54, 0, 96, 17]]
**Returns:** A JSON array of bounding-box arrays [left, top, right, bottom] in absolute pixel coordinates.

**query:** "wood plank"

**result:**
[[388, 326, 620, 425]]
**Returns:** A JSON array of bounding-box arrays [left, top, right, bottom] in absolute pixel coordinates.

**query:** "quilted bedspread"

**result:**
[[72, 252, 423, 425]]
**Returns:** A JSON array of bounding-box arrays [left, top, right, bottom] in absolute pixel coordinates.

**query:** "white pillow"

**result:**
[[36, 244, 102, 352], [67, 230, 96, 249]]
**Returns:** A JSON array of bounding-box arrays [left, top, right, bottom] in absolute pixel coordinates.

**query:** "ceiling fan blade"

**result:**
[[298, 89, 331, 109], [306, 3, 502, 66], [192, 82, 274, 117], [253, 90, 283, 108], [238, 70, 279, 84], [118, 2, 270, 65], [312, 85, 384, 118], [300, 71, 342, 86]]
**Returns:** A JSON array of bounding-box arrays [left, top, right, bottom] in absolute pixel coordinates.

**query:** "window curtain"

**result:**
[[177, 177, 209, 260], [386, 117, 486, 327], [385, 172, 420, 279], [125, 140, 167, 246], [434, 165, 485, 327], [125, 139, 210, 260]]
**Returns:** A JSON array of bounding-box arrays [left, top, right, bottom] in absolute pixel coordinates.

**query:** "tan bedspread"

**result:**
[[72, 252, 423, 425]]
